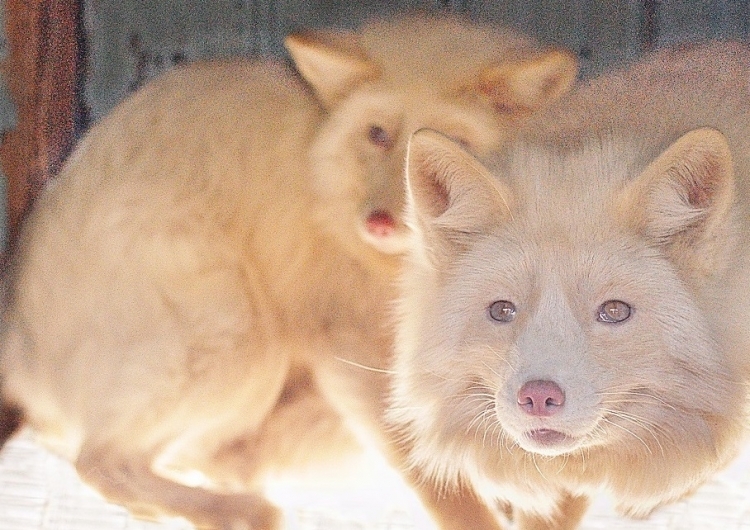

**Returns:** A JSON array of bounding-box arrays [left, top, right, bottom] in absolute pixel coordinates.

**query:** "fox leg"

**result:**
[[311, 355, 507, 530], [196, 366, 362, 491], [68, 319, 292, 528], [185, 369, 505, 530], [68, 303, 291, 528], [385, 439, 508, 530], [186, 370, 506, 530], [75, 443, 282, 530], [60, 250, 293, 527], [516, 493, 590, 530]]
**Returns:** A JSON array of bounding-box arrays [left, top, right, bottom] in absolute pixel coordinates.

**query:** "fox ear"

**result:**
[[477, 49, 578, 114], [621, 127, 736, 273], [405, 129, 512, 248], [285, 31, 379, 107]]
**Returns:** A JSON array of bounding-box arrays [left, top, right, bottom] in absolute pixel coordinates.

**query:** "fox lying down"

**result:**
[[0, 13, 577, 530], [391, 42, 750, 528]]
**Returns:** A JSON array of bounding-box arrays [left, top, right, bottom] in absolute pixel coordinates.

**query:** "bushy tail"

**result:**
[[0, 261, 24, 449], [0, 402, 22, 448]]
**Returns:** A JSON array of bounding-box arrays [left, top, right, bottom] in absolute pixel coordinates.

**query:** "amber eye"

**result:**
[[368, 125, 393, 149], [488, 300, 516, 323], [597, 300, 632, 323]]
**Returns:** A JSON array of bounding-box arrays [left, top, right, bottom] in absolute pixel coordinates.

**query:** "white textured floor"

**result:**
[[1, 429, 750, 530]]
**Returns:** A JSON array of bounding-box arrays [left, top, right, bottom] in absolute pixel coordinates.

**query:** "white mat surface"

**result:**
[[2, 429, 750, 529]]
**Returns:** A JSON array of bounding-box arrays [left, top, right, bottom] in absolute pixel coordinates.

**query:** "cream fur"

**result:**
[[0, 13, 578, 530], [392, 42, 750, 529]]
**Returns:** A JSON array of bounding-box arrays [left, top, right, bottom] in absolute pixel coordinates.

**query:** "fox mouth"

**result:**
[[527, 428, 569, 445], [519, 428, 579, 456], [365, 210, 397, 237]]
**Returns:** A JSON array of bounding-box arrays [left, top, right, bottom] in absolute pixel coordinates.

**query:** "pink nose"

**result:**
[[517, 380, 565, 417]]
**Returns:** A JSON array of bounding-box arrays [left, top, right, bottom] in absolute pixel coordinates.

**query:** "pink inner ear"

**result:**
[[366, 210, 396, 237], [685, 168, 718, 209]]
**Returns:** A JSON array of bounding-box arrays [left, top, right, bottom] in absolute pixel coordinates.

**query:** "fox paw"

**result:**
[[191, 494, 282, 530]]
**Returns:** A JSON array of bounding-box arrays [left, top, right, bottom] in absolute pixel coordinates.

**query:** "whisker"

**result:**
[[530, 453, 547, 481], [467, 407, 494, 435], [479, 359, 504, 381], [599, 416, 652, 454], [388, 406, 427, 413], [506, 436, 520, 455], [333, 356, 396, 374], [602, 409, 669, 455], [555, 452, 570, 475], [455, 391, 495, 415], [482, 415, 495, 448], [454, 390, 496, 401], [490, 416, 505, 449], [598, 389, 677, 411]]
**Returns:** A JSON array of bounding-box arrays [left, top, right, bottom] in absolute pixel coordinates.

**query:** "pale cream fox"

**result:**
[[391, 42, 750, 529], [0, 13, 577, 530]]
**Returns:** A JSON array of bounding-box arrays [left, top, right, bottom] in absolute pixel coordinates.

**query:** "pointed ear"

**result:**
[[405, 129, 512, 245], [620, 127, 736, 272], [285, 31, 380, 107], [476, 49, 578, 114]]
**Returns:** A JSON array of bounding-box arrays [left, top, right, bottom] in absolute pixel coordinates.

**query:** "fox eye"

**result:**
[[368, 125, 393, 150], [449, 135, 471, 150], [488, 300, 516, 323], [597, 300, 632, 323]]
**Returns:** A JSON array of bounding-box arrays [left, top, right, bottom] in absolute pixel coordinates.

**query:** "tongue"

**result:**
[[366, 210, 396, 237]]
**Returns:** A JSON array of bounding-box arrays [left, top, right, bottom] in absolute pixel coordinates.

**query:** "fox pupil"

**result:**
[[598, 300, 632, 323], [368, 125, 393, 149], [488, 300, 516, 322]]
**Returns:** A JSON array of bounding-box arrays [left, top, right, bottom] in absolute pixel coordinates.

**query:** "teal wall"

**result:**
[[80, 0, 750, 122], [83, 0, 642, 119], [84, 0, 439, 119], [0, 4, 14, 250]]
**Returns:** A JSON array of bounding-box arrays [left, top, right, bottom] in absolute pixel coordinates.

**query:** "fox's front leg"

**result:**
[[516, 493, 590, 530], [409, 476, 507, 530], [313, 352, 507, 529], [377, 433, 506, 529]]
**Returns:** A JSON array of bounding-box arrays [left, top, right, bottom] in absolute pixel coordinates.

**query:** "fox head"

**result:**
[[284, 14, 578, 264], [390, 127, 746, 513]]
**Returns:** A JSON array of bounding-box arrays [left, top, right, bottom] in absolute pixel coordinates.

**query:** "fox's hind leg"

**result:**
[[75, 443, 282, 530], [202, 368, 363, 490], [6, 227, 297, 528], [69, 351, 290, 528], [68, 271, 292, 529]]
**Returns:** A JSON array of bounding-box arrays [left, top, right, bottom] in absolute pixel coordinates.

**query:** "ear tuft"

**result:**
[[477, 48, 578, 114], [285, 31, 380, 107]]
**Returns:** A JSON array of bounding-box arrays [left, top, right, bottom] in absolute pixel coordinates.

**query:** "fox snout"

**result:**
[[517, 379, 565, 417]]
